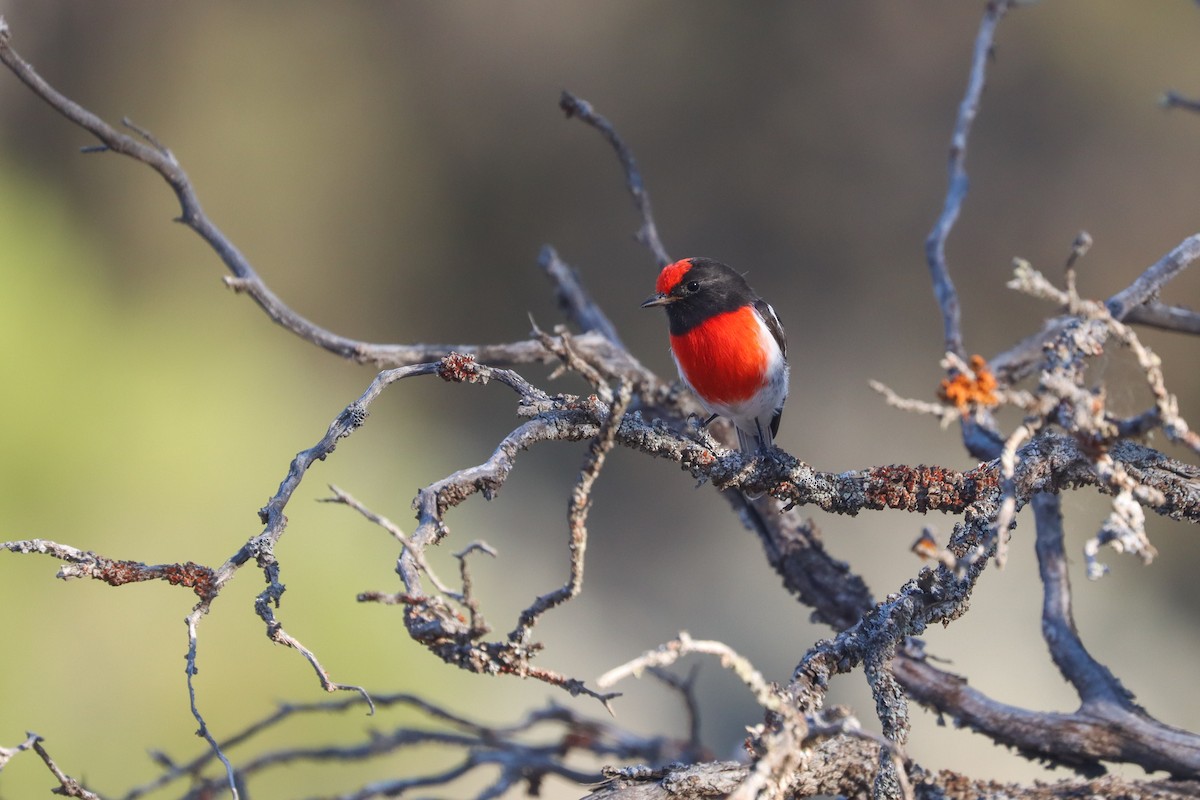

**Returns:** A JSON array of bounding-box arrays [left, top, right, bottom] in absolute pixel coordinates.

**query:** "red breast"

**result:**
[[669, 307, 770, 404]]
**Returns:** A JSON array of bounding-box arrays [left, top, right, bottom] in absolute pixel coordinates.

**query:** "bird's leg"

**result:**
[[687, 413, 719, 448]]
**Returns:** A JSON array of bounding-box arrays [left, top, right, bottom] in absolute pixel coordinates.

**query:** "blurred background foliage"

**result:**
[[0, 2, 1198, 797]]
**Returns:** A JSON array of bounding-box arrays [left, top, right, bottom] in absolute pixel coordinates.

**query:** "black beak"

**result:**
[[640, 293, 672, 308]]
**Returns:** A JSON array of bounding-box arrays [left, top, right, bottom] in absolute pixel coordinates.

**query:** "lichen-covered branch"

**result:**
[[0, 539, 216, 599]]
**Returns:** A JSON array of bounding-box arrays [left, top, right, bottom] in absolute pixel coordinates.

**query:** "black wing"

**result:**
[[753, 297, 787, 439], [754, 298, 786, 359]]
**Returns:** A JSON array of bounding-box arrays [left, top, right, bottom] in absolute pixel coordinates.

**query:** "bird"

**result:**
[[641, 257, 788, 456]]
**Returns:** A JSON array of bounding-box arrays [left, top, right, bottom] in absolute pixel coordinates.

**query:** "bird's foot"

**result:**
[[687, 413, 720, 447]]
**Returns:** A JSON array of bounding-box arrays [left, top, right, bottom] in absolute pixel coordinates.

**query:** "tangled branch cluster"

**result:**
[[2, 3, 1200, 799]]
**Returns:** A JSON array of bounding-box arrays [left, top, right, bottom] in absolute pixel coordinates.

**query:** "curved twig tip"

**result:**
[[559, 89, 585, 118]]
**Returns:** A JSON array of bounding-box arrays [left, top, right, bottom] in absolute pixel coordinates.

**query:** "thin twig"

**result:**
[[1106, 233, 1200, 321], [1032, 494, 1136, 708], [323, 484, 461, 599], [992, 232, 1200, 383], [647, 665, 706, 759], [31, 736, 103, 800], [0, 23, 642, 373], [0, 539, 215, 599], [598, 632, 788, 717], [560, 90, 671, 267], [510, 380, 632, 641], [0, 731, 40, 772], [531, 318, 616, 401], [539, 245, 626, 347], [925, 0, 1013, 360], [1162, 90, 1200, 113], [869, 379, 959, 428], [454, 541, 497, 638], [160, 696, 678, 800], [1124, 301, 1200, 334], [183, 612, 237, 796]]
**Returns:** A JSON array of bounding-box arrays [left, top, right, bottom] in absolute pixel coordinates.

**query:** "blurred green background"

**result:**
[[1, 2, 1199, 797]]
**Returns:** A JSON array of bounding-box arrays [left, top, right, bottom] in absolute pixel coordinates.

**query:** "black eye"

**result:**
[[686, 281, 700, 293]]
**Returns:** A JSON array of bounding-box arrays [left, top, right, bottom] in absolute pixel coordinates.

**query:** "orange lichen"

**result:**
[[864, 463, 1000, 514], [938, 354, 998, 410], [911, 530, 941, 560]]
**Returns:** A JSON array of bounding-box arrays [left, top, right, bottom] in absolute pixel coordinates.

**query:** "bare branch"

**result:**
[[0, 23, 652, 376], [1125, 300, 1200, 334], [125, 693, 489, 800], [385, 360, 630, 706], [29, 736, 103, 800], [586, 752, 1200, 800], [453, 542, 497, 640], [145, 695, 683, 800], [746, 459, 1196, 783], [925, 0, 1013, 361], [1032, 494, 1136, 707], [869, 379, 959, 427], [987, 420, 1036, 569], [598, 633, 862, 800], [753, 511, 875, 633], [322, 485, 464, 599], [183, 613, 238, 797], [695, 432, 1198, 522], [994, 232, 1200, 385], [532, 319, 617, 401], [1163, 89, 1200, 113], [0, 539, 215, 599], [646, 665, 707, 760], [1106, 233, 1200, 321], [599, 632, 787, 716], [510, 380, 632, 642], [347, 330, 652, 370], [539, 245, 626, 347], [0, 731, 39, 772], [560, 90, 671, 267], [864, 639, 911, 800], [201, 363, 449, 700], [990, 258, 1198, 579], [893, 652, 1200, 777]]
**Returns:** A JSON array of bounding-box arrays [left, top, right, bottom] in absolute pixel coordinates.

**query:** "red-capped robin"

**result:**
[[641, 257, 788, 455]]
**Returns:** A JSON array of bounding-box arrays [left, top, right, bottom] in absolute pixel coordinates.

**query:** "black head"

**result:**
[[640, 258, 758, 335]]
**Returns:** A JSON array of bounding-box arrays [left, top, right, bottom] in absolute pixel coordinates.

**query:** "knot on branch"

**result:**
[[402, 595, 474, 644], [559, 90, 587, 119], [437, 352, 483, 383], [344, 402, 368, 429]]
